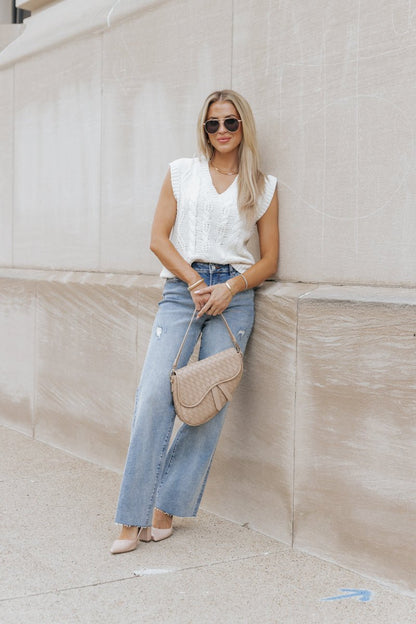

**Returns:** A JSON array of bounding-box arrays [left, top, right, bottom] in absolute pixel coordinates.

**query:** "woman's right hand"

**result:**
[[190, 281, 210, 312]]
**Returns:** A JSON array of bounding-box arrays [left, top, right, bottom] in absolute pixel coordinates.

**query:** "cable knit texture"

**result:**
[[160, 157, 277, 278]]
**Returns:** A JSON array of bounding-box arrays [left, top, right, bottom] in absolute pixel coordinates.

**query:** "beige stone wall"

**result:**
[[1, 0, 415, 284], [1, 0, 416, 595], [0, 1, 11, 23], [293, 286, 416, 593]]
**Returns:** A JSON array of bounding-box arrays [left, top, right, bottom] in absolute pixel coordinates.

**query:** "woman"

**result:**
[[111, 89, 278, 554]]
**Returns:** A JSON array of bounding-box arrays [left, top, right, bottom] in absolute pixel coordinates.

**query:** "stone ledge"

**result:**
[[300, 283, 416, 306], [0, 0, 161, 68], [0, 267, 162, 287]]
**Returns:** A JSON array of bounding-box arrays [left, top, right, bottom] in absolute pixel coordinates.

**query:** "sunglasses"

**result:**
[[203, 117, 242, 134]]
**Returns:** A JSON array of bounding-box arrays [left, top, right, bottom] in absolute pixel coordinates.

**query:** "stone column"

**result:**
[[0, 0, 11, 24]]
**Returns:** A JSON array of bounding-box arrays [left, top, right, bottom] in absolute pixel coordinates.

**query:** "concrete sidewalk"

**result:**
[[1, 425, 415, 624]]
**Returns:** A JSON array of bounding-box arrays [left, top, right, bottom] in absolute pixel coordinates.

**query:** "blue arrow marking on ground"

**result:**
[[321, 588, 372, 602]]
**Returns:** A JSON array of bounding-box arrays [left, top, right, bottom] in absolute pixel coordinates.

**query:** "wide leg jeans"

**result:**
[[115, 263, 255, 527]]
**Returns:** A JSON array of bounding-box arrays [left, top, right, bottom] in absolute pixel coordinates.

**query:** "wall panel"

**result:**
[[13, 36, 102, 270], [100, 0, 233, 273], [34, 273, 161, 471], [0, 67, 13, 265], [294, 286, 416, 593], [0, 276, 35, 435], [232, 0, 416, 286]]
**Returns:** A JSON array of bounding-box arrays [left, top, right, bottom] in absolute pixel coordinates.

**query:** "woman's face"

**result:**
[[205, 100, 243, 156]]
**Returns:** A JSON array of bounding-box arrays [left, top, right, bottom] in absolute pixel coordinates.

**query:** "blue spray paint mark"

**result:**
[[321, 588, 372, 602]]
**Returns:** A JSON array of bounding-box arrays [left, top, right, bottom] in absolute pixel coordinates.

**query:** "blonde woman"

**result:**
[[111, 90, 278, 554]]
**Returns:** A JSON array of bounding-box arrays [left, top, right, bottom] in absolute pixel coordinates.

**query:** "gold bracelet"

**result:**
[[225, 281, 234, 296], [188, 278, 204, 292], [238, 273, 249, 289]]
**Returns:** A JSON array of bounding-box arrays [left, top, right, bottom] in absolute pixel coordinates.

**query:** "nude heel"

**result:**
[[110, 530, 140, 554], [110, 526, 151, 554], [151, 526, 173, 542], [138, 526, 152, 542], [151, 508, 173, 541]]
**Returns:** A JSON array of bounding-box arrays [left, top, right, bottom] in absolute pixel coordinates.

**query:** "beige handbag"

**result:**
[[170, 310, 244, 426]]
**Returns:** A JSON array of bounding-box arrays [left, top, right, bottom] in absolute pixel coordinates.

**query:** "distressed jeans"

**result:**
[[115, 262, 255, 527]]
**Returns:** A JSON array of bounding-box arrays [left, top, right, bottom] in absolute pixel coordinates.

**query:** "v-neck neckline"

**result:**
[[204, 159, 238, 196]]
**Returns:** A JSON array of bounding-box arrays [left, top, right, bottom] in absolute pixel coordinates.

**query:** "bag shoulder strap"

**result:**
[[171, 310, 241, 372]]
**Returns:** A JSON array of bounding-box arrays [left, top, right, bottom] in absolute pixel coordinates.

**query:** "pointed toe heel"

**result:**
[[110, 536, 139, 554], [151, 526, 173, 542], [110, 526, 151, 554]]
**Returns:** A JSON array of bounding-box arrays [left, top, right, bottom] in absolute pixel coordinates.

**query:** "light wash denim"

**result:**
[[115, 262, 255, 527]]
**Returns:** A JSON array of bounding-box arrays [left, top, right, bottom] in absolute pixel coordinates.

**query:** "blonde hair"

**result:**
[[197, 90, 265, 214]]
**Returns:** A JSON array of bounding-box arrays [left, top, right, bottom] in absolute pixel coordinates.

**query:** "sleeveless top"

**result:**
[[160, 156, 277, 278]]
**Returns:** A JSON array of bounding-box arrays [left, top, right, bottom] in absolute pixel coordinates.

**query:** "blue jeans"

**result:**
[[115, 262, 255, 526]]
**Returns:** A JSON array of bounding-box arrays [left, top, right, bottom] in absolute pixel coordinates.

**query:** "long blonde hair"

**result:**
[[197, 90, 265, 214]]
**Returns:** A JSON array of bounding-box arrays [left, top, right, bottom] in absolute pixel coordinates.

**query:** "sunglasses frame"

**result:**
[[203, 117, 242, 134]]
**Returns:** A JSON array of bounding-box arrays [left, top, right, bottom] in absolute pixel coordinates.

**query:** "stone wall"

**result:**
[[2, 0, 415, 284], [1, 0, 416, 595], [0, 1, 11, 23]]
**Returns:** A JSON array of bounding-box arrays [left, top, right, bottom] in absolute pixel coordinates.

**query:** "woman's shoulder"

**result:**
[[169, 156, 203, 173], [169, 157, 203, 199], [263, 172, 278, 199], [256, 172, 278, 220], [264, 172, 278, 188]]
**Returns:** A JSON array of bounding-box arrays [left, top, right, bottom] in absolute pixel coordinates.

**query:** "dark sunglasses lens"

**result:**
[[205, 120, 220, 134], [224, 118, 240, 132]]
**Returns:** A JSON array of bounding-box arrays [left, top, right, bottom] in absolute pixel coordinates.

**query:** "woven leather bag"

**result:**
[[170, 310, 243, 426]]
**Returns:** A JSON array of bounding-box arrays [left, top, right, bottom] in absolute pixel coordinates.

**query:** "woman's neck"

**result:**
[[210, 151, 239, 173]]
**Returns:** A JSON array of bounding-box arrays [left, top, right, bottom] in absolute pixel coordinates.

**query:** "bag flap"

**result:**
[[173, 348, 243, 408]]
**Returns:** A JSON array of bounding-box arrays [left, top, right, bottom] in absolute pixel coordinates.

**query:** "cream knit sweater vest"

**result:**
[[160, 157, 277, 278]]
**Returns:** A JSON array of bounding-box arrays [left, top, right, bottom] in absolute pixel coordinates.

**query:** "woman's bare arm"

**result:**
[[149, 170, 210, 309]]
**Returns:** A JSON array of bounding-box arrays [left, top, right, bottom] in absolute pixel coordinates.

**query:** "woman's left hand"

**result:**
[[194, 283, 233, 318]]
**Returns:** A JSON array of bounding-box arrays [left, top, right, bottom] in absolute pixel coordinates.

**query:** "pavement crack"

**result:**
[[0, 551, 275, 604], [134, 550, 275, 577]]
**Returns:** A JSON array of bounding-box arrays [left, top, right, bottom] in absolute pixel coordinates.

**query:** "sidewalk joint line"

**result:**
[[0, 550, 278, 604]]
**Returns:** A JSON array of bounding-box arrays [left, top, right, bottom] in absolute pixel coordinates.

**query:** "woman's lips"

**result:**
[[217, 137, 231, 143]]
